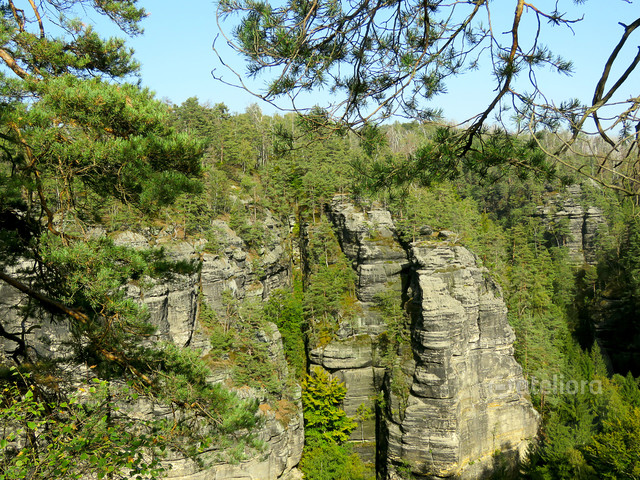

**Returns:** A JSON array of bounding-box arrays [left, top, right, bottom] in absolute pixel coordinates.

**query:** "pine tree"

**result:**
[[0, 3, 259, 477]]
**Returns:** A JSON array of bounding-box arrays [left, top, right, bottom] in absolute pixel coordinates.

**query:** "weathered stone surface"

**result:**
[[326, 197, 408, 335], [112, 230, 149, 249], [2, 194, 542, 479], [315, 199, 410, 459], [310, 335, 373, 369], [382, 241, 539, 479], [142, 228, 300, 480], [535, 184, 606, 264], [335, 366, 381, 463], [0, 217, 300, 480], [321, 198, 539, 479], [0, 260, 75, 361]]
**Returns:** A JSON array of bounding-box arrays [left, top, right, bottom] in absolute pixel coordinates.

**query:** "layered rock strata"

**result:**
[[0, 220, 302, 480], [383, 242, 539, 479], [321, 198, 539, 479], [535, 184, 606, 264], [310, 198, 409, 461]]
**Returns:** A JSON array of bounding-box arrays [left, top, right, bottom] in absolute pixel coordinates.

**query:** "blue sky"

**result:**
[[113, 1, 638, 124]]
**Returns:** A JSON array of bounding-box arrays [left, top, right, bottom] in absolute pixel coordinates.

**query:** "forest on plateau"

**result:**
[[1, 1, 640, 480]]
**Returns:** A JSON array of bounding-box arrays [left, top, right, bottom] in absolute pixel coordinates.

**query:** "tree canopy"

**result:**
[[0, 0, 206, 368], [0, 4, 260, 477], [215, 0, 640, 193]]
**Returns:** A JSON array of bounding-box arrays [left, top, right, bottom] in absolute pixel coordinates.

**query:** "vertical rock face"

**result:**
[[129, 228, 303, 480], [145, 229, 303, 480], [323, 198, 539, 479], [384, 243, 539, 479], [0, 220, 303, 480], [535, 184, 607, 264], [310, 198, 410, 462], [0, 260, 77, 360], [325, 197, 408, 334]]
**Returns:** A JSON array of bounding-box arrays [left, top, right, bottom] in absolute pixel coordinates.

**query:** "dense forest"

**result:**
[[1, 1, 640, 480], [170, 100, 640, 479]]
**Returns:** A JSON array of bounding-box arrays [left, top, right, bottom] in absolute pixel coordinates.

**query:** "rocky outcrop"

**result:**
[[309, 198, 410, 461], [383, 242, 539, 479], [0, 218, 302, 480], [1, 196, 541, 479], [536, 184, 606, 264], [326, 197, 408, 334], [320, 198, 539, 479], [161, 383, 304, 480], [138, 224, 302, 480]]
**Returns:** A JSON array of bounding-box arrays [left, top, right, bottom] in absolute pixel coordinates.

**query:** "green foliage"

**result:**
[[374, 290, 410, 365], [299, 439, 375, 480], [372, 290, 412, 419], [572, 199, 640, 375], [13, 75, 202, 220], [584, 405, 640, 479], [33, 236, 197, 374], [171, 97, 230, 150], [0, 364, 261, 479], [262, 287, 306, 379], [201, 292, 286, 397], [232, 335, 284, 396], [218, 0, 583, 135], [228, 202, 266, 249], [301, 367, 357, 445], [354, 403, 375, 443], [264, 118, 353, 222], [303, 217, 358, 346], [0, 373, 166, 480], [0, 0, 207, 398], [523, 352, 640, 480], [0, 12, 273, 467], [390, 182, 508, 280]]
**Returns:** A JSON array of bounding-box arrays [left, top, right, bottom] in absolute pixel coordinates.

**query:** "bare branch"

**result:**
[[27, 0, 45, 38], [0, 48, 29, 79]]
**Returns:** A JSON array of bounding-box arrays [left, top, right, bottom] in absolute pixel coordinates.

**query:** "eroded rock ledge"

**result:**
[[0, 219, 303, 480]]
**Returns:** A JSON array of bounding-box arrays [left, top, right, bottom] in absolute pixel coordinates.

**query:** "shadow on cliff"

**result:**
[[474, 447, 523, 480]]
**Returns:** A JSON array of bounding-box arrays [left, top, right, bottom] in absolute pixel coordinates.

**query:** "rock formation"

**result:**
[[0, 220, 303, 480], [314, 198, 409, 462], [1, 197, 541, 479], [384, 242, 539, 479], [535, 184, 606, 264], [317, 197, 539, 479]]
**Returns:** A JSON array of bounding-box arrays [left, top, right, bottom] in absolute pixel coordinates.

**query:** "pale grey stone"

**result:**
[[535, 184, 607, 265], [320, 198, 539, 479], [0, 217, 300, 480]]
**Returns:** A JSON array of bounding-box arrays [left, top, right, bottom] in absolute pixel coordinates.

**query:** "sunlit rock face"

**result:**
[[119, 223, 303, 480], [316, 198, 410, 463], [535, 184, 607, 265], [383, 242, 539, 479], [323, 198, 539, 479], [0, 218, 303, 480]]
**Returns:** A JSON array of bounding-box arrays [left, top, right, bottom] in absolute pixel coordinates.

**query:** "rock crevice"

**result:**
[[321, 198, 539, 479]]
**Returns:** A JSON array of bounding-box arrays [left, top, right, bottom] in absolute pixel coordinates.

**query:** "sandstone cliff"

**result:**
[[384, 242, 539, 479], [1, 198, 541, 479], [535, 184, 606, 264], [0, 219, 303, 480], [315, 198, 539, 479]]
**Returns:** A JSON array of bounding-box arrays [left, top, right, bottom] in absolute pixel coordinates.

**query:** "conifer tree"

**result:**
[[215, 0, 640, 193], [0, 3, 260, 477]]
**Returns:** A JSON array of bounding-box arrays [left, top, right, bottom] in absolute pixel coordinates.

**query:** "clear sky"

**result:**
[[114, 1, 639, 125]]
